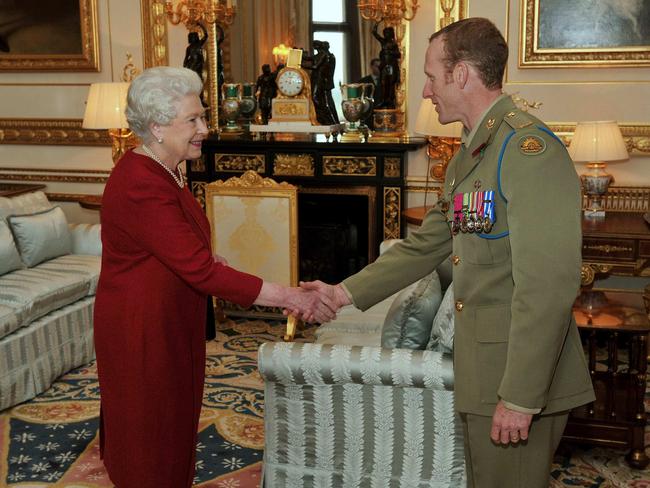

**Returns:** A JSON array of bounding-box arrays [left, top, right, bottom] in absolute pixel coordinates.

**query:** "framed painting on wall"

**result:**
[[0, 0, 99, 71], [520, 0, 650, 67]]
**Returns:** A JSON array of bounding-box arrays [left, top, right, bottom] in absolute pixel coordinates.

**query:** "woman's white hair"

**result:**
[[126, 66, 203, 141]]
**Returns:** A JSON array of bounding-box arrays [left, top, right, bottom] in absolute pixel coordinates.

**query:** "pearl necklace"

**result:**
[[141, 144, 185, 188]]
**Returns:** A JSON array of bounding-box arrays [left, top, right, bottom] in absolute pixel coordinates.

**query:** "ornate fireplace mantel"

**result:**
[[189, 135, 424, 276]]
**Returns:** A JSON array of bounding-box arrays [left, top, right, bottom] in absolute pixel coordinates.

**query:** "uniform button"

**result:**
[[455, 300, 464, 312], [452, 255, 461, 265]]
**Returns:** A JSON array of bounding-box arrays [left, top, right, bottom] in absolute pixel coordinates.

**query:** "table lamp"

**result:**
[[568, 120, 629, 219], [82, 82, 131, 165], [415, 98, 462, 182]]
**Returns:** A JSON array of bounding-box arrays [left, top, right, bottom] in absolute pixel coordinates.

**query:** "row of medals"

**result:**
[[451, 212, 494, 235]]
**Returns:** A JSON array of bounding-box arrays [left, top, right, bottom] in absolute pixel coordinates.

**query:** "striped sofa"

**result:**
[[0, 191, 101, 411], [258, 245, 467, 487]]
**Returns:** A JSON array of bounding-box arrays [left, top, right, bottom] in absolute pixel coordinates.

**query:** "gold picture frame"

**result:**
[[520, 0, 650, 68], [0, 0, 169, 146], [0, 0, 100, 72]]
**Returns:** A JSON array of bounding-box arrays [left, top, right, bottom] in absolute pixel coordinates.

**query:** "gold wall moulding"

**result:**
[[141, 0, 170, 68], [0, 167, 109, 185], [384, 157, 401, 178], [549, 123, 650, 154], [273, 154, 314, 177], [383, 186, 401, 240], [323, 156, 377, 176], [520, 0, 650, 67], [214, 154, 265, 173], [0, 0, 99, 72], [0, 119, 112, 146]]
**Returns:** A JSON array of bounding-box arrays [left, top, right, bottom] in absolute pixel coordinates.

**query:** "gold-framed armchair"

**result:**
[[205, 170, 300, 340]]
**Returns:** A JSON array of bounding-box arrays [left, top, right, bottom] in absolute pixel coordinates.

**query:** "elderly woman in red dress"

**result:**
[[93, 66, 334, 488]]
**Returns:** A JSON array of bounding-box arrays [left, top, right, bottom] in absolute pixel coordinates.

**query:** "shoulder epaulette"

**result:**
[[503, 110, 533, 130]]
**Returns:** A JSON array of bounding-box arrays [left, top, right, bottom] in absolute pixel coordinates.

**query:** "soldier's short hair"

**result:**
[[429, 17, 508, 90]]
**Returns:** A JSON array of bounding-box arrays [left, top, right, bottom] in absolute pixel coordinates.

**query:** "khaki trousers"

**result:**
[[461, 411, 569, 488]]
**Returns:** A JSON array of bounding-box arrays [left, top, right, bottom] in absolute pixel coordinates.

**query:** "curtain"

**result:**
[[358, 16, 379, 80], [228, 0, 311, 84]]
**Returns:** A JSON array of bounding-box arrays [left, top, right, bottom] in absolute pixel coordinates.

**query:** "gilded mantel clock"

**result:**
[[272, 49, 317, 124]]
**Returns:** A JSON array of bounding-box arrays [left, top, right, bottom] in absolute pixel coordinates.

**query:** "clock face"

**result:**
[[277, 68, 304, 97]]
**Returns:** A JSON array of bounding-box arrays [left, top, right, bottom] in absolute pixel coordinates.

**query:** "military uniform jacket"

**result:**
[[344, 96, 595, 416]]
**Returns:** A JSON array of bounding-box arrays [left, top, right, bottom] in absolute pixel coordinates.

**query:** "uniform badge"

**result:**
[[519, 135, 546, 155], [474, 179, 482, 190], [486, 118, 495, 129]]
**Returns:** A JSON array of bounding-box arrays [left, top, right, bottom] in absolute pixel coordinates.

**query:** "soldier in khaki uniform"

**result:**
[[304, 18, 595, 487]]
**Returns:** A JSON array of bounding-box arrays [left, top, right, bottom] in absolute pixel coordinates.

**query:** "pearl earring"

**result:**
[[157, 138, 163, 144]]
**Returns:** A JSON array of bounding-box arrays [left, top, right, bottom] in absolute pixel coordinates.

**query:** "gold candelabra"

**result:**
[[164, 0, 237, 27], [357, 0, 419, 26], [164, 0, 237, 133]]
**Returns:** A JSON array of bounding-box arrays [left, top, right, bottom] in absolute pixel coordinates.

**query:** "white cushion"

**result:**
[[8, 207, 72, 267], [0, 220, 23, 275], [381, 271, 443, 349], [427, 285, 455, 353], [0, 191, 52, 222]]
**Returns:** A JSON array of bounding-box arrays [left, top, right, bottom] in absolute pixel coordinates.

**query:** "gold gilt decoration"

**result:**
[[192, 181, 208, 209], [323, 156, 376, 176], [0, 119, 111, 146], [212, 170, 295, 190], [141, 0, 169, 68], [584, 243, 633, 254], [521, 0, 650, 67], [581, 263, 614, 286], [274, 101, 309, 117], [0, 0, 99, 72], [215, 154, 265, 172], [274, 154, 314, 176], [384, 157, 401, 178], [581, 186, 650, 213], [384, 187, 401, 239], [191, 156, 206, 172]]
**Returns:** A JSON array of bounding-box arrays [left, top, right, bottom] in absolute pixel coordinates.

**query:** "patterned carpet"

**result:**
[[0, 319, 648, 487]]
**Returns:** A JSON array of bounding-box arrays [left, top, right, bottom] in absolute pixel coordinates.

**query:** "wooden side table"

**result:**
[[564, 290, 649, 469], [78, 194, 103, 211]]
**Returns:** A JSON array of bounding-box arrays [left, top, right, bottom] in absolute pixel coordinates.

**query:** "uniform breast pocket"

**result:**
[[462, 234, 511, 265], [475, 304, 511, 404]]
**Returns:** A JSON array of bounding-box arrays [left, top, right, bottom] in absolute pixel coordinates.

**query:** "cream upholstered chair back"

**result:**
[[205, 171, 300, 339]]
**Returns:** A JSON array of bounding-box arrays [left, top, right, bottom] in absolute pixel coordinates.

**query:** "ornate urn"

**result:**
[[239, 82, 257, 129], [221, 83, 242, 135], [340, 83, 365, 142]]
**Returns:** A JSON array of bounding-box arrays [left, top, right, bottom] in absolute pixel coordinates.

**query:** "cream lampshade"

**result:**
[[82, 82, 131, 165], [415, 98, 462, 181], [569, 120, 629, 218]]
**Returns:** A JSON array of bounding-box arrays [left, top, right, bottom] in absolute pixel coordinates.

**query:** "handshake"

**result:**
[[286, 280, 353, 324], [255, 280, 352, 324]]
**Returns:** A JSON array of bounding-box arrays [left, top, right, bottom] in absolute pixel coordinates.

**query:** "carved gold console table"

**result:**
[[191, 135, 425, 282]]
